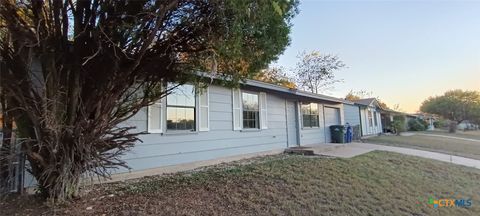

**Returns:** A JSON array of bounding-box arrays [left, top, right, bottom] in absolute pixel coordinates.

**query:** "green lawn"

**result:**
[[365, 134, 480, 160], [3, 151, 480, 215]]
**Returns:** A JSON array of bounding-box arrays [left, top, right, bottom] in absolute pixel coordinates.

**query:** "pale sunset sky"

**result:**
[[273, 0, 480, 113]]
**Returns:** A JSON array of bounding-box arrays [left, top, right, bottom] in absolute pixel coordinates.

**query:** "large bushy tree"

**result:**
[[420, 90, 480, 124], [253, 66, 296, 88], [0, 0, 298, 200]]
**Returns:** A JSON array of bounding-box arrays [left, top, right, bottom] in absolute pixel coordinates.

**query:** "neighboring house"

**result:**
[[350, 98, 383, 136], [111, 79, 345, 174], [457, 120, 479, 130], [414, 113, 438, 131], [405, 114, 418, 128], [379, 108, 402, 133]]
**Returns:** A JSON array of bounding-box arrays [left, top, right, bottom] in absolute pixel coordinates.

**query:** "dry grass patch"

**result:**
[[2, 152, 480, 215]]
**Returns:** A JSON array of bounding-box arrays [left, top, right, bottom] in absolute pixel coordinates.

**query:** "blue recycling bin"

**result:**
[[344, 124, 353, 143]]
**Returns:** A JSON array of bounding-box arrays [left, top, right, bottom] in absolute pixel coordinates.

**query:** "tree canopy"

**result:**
[[420, 90, 480, 124], [0, 0, 298, 200], [252, 66, 296, 89]]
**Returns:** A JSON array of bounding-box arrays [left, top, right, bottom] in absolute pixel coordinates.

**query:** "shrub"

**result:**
[[391, 115, 406, 135], [420, 119, 429, 129], [433, 119, 447, 128], [408, 119, 426, 131]]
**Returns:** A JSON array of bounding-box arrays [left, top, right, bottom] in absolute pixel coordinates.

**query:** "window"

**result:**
[[373, 111, 378, 126], [166, 84, 196, 131], [242, 92, 259, 129], [368, 111, 373, 126], [302, 103, 319, 128]]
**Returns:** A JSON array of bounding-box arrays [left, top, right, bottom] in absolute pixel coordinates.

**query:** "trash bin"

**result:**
[[329, 125, 345, 143], [344, 123, 353, 143]]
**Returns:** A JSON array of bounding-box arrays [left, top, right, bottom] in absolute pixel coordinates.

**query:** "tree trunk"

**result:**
[[0, 85, 13, 194]]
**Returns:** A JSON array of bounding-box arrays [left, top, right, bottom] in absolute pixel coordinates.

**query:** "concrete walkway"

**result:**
[[305, 142, 480, 169]]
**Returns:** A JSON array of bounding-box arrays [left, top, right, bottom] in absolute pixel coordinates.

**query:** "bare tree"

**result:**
[[294, 51, 346, 94], [0, 0, 298, 200]]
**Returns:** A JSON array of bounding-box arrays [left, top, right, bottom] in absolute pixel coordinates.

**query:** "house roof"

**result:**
[[196, 71, 345, 104], [351, 98, 377, 107], [244, 79, 345, 104]]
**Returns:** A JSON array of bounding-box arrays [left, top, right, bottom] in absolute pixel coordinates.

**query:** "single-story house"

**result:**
[[347, 98, 383, 136], [19, 79, 347, 188], [380, 108, 406, 133], [457, 120, 479, 130], [114, 80, 346, 174]]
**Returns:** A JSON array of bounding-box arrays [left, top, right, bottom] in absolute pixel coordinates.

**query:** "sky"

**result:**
[[273, 0, 480, 113]]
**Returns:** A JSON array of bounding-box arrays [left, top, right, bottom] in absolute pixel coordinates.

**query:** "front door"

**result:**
[[286, 100, 298, 147]]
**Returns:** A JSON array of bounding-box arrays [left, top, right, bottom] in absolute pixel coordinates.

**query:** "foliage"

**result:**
[[408, 119, 426, 131], [253, 66, 296, 88], [0, 0, 298, 200], [433, 119, 447, 128], [294, 51, 346, 94], [345, 90, 372, 101], [391, 115, 406, 135], [420, 90, 480, 124]]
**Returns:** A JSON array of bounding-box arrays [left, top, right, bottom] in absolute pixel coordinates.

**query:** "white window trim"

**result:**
[[260, 92, 268, 129], [198, 86, 210, 131], [147, 98, 165, 134], [241, 90, 260, 130], [147, 83, 210, 134], [232, 88, 242, 130], [301, 102, 320, 129], [233, 89, 267, 131]]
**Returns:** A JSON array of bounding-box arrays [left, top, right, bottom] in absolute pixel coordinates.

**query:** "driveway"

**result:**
[[304, 142, 480, 170]]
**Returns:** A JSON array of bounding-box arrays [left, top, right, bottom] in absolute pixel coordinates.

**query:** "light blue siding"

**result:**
[[324, 107, 341, 143], [299, 104, 326, 145], [285, 100, 298, 147], [119, 85, 289, 173], [344, 104, 361, 127]]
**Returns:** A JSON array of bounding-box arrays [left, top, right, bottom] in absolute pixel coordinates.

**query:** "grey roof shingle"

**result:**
[[352, 98, 377, 106]]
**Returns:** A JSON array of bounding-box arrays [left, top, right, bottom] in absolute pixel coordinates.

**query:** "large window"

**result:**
[[373, 111, 378, 126], [166, 84, 195, 131], [368, 111, 373, 126], [302, 103, 319, 128], [242, 92, 259, 129]]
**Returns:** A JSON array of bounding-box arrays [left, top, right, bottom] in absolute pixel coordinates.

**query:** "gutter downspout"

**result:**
[[323, 105, 327, 143], [295, 101, 301, 146], [358, 107, 363, 137]]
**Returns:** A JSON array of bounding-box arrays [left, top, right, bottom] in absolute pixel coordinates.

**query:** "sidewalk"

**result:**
[[305, 142, 480, 169], [416, 133, 480, 142]]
